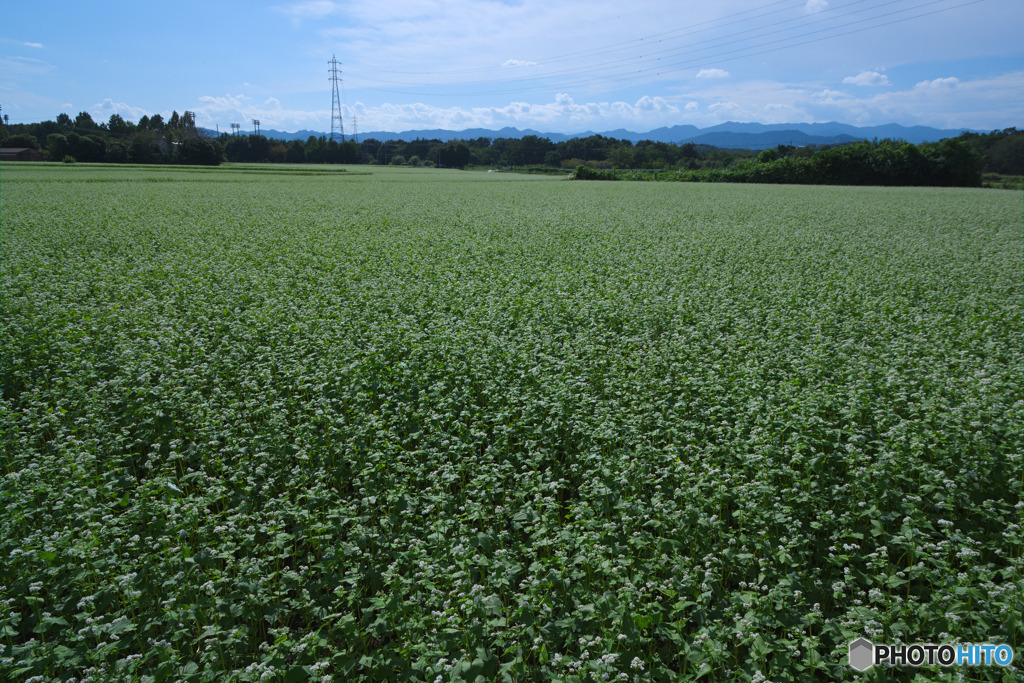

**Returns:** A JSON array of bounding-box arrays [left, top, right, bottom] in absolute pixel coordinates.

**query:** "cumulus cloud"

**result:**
[[198, 93, 253, 112], [805, 0, 828, 12], [193, 93, 330, 130], [697, 68, 730, 79], [915, 76, 959, 89], [187, 70, 1021, 135], [635, 95, 677, 112], [843, 71, 890, 86], [91, 99, 151, 122], [330, 93, 687, 133], [812, 89, 853, 105]]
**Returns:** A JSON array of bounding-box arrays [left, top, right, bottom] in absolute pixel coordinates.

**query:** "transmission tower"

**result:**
[[329, 54, 345, 143]]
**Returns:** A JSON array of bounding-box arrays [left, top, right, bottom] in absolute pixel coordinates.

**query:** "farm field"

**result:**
[[1, 163, 1021, 682]]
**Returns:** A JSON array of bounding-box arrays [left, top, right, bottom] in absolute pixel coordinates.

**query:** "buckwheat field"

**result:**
[[2, 164, 1021, 682]]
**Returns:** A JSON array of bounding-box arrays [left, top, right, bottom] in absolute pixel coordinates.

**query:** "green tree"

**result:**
[[131, 131, 164, 163], [287, 140, 305, 164], [46, 133, 68, 159], [341, 139, 361, 164], [438, 140, 470, 168], [4, 133, 40, 149], [513, 135, 555, 166], [178, 137, 224, 165], [74, 111, 98, 130], [608, 144, 635, 169], [107, 114, 129, 137], [105, 141, 130, 163], [305, 136, 325, 163]]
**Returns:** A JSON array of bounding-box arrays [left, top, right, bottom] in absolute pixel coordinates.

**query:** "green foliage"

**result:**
[[46, 133, 68, 160], [957, 128, 1023, 175], [3, 133, 41, 150], [572, 164, 617, 180], [8, 111, 1012, 178], [177, 138, 225, 166], [438, 140, 471, 168], [579, 140, 984, 187], [1, 165, 1021, 682]]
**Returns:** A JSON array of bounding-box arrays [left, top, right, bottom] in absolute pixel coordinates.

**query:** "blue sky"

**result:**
[[2, 0, 1021, 134]]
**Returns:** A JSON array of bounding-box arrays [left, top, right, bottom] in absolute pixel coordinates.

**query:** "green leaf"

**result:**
[[284, 666, 308, 682]]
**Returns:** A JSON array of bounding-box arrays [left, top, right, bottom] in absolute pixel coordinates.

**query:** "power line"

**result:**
[[362, 0, 804, 77], [351, 0, 984, 97]]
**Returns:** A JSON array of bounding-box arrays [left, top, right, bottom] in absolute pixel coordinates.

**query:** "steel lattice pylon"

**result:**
[[329, 55, 345, 143]]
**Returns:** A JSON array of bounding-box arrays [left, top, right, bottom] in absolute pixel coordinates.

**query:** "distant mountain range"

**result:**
[[213, 121, 974, 150]]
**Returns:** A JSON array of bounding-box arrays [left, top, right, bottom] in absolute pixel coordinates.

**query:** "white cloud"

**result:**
[[0, 38, 43, 49], [813, 72, 1022, 129], [805, 0, 828, 12], [193, 93, 326, 130], [503, 59, 538, 68], [915, 76, 959, 89], [0, 55, 54, 75], [812, 89, 852, 105], [843, 71, 890, 87], [319, 93, 685, 133], [635, 95, 677, 113], [696, 68, 729, 79], [91, 99, 151, 122], [180, 69, 1022, 134]]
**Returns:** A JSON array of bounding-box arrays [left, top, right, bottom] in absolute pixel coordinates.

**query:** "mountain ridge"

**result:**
[[220, 121, 975, 150]]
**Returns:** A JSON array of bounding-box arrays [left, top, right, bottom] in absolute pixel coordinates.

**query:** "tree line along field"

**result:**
[[1, 163, 1021, 682]]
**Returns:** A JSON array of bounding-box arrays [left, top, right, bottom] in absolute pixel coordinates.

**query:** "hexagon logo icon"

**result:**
[[849, 638, 874, 672]]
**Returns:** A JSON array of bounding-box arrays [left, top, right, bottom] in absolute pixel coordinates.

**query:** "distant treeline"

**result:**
[[573, 137, 994, 187], [2, 111, 1019, 186], [1, 111, 223, 165]]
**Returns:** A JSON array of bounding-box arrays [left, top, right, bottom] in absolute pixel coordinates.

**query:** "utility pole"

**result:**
[[329, 54, 345, 143]]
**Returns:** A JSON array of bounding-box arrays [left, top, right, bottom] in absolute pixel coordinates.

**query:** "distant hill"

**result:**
[[219, 121, 974, 150]]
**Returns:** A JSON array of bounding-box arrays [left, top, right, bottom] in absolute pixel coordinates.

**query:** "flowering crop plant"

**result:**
[[1, 163, 1021, 682]]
